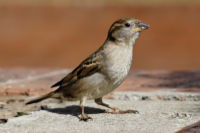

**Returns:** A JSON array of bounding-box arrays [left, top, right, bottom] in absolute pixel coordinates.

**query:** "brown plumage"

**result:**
[[26, 18, 149, 121], [51, 51, 103, 88]]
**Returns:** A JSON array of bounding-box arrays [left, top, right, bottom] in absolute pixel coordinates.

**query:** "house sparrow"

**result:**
[[26, 18, 149, 121]]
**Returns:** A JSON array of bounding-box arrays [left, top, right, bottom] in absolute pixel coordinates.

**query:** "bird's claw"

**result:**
[[105, 108, 139, 114], [80, 114, 93, 121], [125, 109, 139, 114]]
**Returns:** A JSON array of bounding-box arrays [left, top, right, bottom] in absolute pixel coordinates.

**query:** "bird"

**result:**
[[26, 17, 149, 121]]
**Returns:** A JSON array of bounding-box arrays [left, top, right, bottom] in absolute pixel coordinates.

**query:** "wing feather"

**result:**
[[51, 52, 102, 88]]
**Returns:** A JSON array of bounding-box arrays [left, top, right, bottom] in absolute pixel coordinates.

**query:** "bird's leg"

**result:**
[[80, 97, 92, 121], [95, 97, 138, 114]]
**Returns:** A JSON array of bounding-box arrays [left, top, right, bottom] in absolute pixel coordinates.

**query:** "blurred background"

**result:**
[[0, 0, 200, 70]]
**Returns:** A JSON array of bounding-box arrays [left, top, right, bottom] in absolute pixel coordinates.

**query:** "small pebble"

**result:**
[[15, 112, 29, 117], [18, 99, 25, 102], [6, 99, 15, 104], [40, 105, 48, 110], [0, 119, 8, 124], [0, 104, 4, 109]]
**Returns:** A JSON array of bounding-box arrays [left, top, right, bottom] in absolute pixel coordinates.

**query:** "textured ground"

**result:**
[[0, 68, 200, 132], [0, 97, 200, 133]]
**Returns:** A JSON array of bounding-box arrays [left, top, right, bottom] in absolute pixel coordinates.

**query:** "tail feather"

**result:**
[[26, 92, 55, 105]]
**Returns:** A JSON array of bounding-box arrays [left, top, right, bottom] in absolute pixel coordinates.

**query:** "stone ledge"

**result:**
[[0, 68, 200, 96]]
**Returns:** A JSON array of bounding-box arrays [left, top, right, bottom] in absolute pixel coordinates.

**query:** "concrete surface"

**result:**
[[0, 92, 200, 133], [0, 68, 200, 132]]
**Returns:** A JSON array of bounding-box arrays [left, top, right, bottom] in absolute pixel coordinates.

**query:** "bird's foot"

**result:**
[[105, 108, 139, 114], [80, 114, 93, 121]]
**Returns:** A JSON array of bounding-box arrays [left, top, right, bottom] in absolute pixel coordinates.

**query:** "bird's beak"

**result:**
[[134, 22, 149, 32]]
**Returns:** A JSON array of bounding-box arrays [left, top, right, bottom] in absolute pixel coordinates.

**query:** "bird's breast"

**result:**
[[103, 44, 133, 87]]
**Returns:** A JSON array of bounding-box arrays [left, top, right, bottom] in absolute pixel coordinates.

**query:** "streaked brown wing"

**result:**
[[51, 52, 102, 88]]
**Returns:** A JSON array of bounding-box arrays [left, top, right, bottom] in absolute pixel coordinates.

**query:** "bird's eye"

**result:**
[[125, 23, 131, 27]]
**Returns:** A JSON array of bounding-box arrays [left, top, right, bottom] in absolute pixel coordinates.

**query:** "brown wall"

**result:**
[[0, 4, 200, 70]]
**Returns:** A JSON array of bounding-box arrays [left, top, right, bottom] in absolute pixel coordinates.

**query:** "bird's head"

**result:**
[[107, 18, 149, 45]]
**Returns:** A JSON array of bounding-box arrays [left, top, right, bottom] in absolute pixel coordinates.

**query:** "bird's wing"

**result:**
[[51, 52, 102, 88]]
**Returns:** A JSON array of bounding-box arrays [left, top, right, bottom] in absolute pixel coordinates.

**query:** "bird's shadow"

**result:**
[[44, 105, 106, 120]]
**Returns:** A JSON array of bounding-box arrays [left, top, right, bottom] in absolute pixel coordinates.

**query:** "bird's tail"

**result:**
[[25, 91, 55, 105]]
